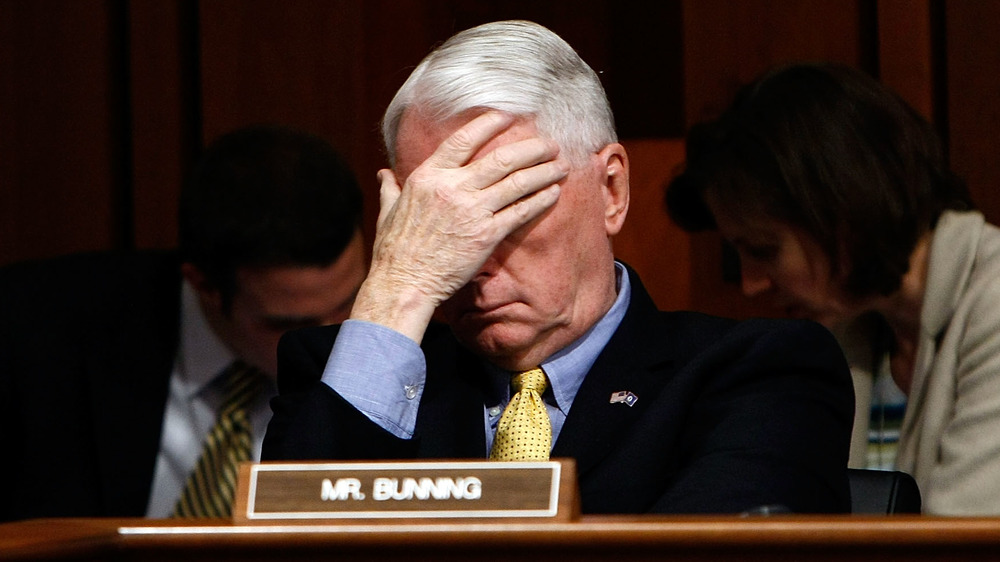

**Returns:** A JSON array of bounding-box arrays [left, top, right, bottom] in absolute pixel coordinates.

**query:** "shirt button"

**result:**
[[404, 385, 418, 400], [489, 406, 502, 417]]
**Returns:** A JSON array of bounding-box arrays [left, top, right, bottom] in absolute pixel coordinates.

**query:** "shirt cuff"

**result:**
[[320, 319, 425, 438]]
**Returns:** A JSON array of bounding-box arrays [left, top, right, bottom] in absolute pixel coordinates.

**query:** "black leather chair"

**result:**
[[847, 468, 922, 514]]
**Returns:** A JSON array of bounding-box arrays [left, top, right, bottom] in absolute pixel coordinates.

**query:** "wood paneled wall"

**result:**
[[2, 0, 998, 317]]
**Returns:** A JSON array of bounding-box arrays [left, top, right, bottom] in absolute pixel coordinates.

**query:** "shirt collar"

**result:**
[[177, 279, 235, 399], [488, 261, 632, 414]]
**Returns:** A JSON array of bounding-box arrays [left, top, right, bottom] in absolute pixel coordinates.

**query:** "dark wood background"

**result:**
[[2, 0, 996, 318]]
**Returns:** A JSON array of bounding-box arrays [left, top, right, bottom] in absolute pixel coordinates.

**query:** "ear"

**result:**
[[181, 262, 223, 313], [597, 142, 630, 236]]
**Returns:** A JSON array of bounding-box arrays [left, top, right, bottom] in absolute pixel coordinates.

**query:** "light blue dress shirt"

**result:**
[[321, 262, 631, 454]]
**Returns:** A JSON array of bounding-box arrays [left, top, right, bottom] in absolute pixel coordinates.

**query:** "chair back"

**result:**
[[847, 468, 921, 514]]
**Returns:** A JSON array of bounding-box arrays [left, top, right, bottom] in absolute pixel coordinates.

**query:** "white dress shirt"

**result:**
[[144, 280, 275, 518]]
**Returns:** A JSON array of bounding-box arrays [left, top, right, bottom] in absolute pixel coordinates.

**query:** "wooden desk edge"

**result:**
[[6, 515, 1000, 559]]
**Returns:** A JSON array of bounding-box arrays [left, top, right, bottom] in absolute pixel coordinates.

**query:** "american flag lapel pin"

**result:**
[[610, 390, 638, 407]]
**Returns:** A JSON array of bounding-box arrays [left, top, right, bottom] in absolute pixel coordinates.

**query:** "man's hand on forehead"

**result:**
[[349, 111, 569, 343]]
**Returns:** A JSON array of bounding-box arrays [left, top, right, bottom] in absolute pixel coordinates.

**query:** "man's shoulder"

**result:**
[[623, 265, 821, 348], [0, 250, 181, 325], [653, 308, 831, 342], [644, 309, 843, 371], [280, 321, 456, 360], [1, 248, 177, 272], [0, 250, 179, 296]]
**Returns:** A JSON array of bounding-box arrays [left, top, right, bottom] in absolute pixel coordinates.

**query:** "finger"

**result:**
[[478, 157, 569, 213], [426, 111, 515, 169], [492, 182, 562, 234], [376, 169, 402, 228], [470, 135, 561, 187]]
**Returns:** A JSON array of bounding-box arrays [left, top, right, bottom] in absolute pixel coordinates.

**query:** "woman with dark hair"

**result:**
[[666, 62, 1000, 515]]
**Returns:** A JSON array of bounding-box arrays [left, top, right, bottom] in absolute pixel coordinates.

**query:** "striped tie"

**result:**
[[173, 361, 264, 518], [490, 368, 552, 461]]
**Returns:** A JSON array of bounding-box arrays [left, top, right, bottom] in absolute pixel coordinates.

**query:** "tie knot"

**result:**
[[512, 367, 547, 395], [221, 360, 265, 414]]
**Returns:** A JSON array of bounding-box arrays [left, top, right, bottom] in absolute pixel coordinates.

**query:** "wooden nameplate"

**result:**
[[232, 458, 579, 524]]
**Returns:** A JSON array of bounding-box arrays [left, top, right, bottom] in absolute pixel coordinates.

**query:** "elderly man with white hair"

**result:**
[[263, 20, 854, 514]]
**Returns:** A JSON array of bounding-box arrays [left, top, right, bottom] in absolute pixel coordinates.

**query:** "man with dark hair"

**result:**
[[0, 125, 367, 521]]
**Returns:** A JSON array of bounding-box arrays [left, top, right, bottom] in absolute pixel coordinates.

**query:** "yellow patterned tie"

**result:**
[[490, 367, 552, 461], [173, 361, 264, 518]]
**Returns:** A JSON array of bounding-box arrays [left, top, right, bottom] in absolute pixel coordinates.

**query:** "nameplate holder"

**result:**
[[233, 458, 579, 524]]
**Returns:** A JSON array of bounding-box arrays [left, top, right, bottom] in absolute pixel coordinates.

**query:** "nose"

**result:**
[[474, 250, 503, 280], [740, 265, 772, 297]]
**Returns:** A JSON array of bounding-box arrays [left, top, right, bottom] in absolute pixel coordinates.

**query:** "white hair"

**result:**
[[381, 20, 617, 167]]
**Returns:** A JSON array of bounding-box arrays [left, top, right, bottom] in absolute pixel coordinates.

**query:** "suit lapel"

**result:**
[[552, 267, 676, 477]]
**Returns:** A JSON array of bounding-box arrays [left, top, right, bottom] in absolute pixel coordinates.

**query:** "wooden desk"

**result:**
[[4, 516, 1000, 561]]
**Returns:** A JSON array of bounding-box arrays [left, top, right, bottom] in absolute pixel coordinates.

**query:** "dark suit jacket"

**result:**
[[0, 251, 181, 521], [263, 267, 855, 514]]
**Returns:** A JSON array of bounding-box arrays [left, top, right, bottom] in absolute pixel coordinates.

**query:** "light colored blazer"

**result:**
[[848, 210, 1000, 515]]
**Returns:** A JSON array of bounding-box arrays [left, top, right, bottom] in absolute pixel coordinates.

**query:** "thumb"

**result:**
[[375, 169, 402, 228]]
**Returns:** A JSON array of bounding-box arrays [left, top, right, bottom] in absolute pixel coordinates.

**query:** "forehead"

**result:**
[[394, 109, 540, 182]]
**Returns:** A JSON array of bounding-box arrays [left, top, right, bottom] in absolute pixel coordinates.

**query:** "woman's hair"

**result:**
[[666, 62, 971, 297], [381, 20, 617, 168]]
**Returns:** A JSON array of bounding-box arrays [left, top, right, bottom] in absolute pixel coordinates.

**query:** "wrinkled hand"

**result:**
[[352, 112, 569, 342]]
